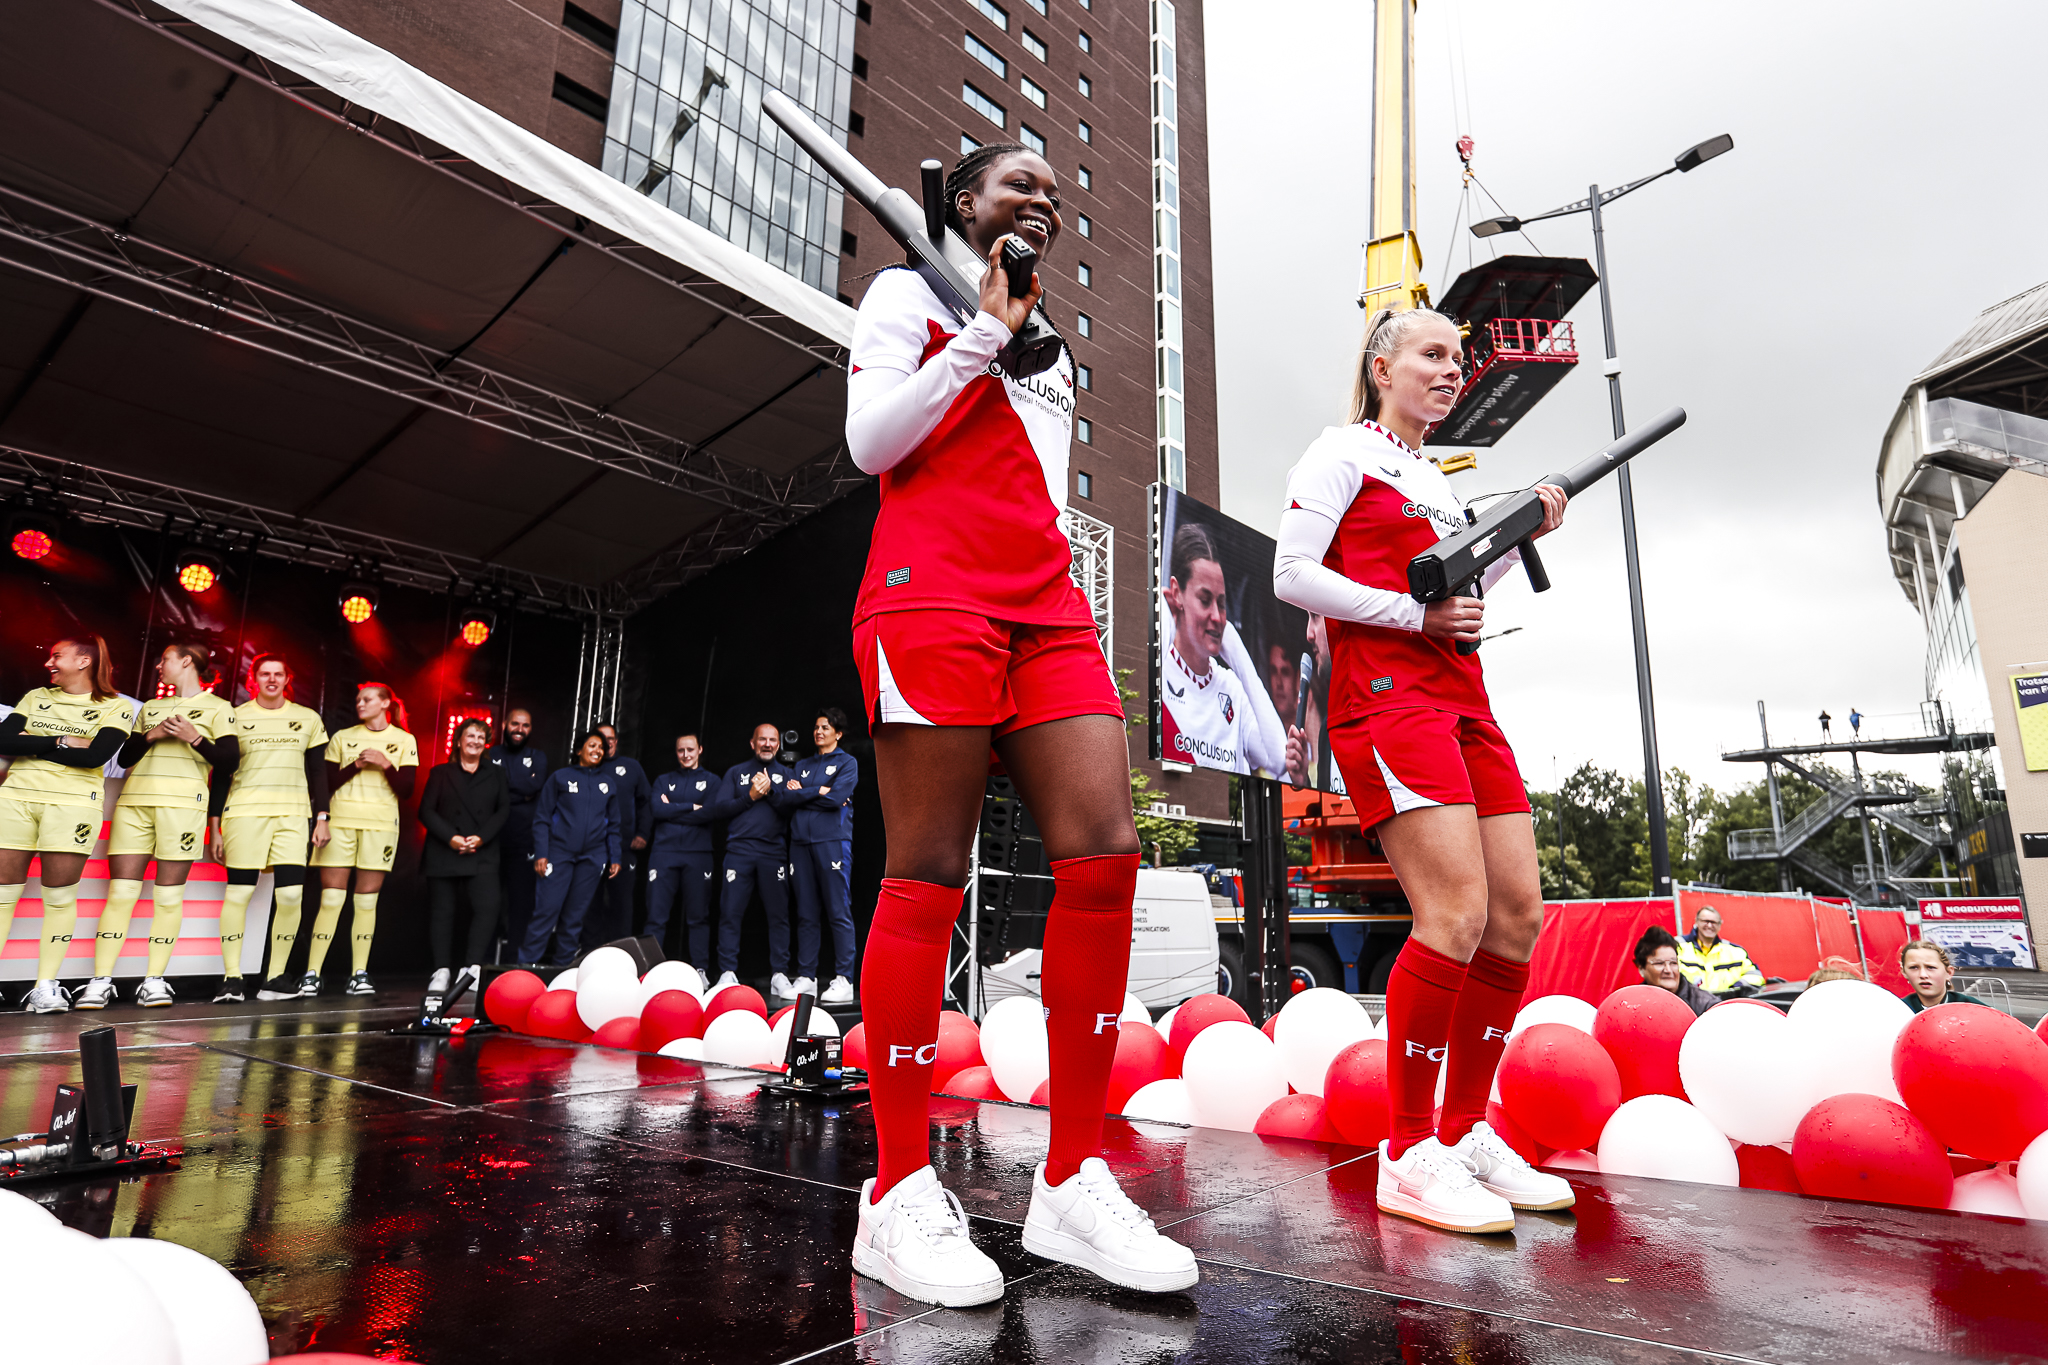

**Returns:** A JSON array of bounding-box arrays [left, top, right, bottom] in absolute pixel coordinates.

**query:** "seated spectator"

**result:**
[[1805, 957, 1865, 988], [1898, 940, 1986, 1012], [1677, 905, 1765, 998], [1635, 926, 1718, 1016]]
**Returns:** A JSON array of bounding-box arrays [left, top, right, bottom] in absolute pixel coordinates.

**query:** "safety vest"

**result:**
[[1678, 934, 1764, 995]]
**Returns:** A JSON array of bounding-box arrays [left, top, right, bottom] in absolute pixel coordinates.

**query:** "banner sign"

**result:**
[[2012, 671, 2048, 771], [1920, 920, 2037, 971], [1917, 897, 2028, 921]]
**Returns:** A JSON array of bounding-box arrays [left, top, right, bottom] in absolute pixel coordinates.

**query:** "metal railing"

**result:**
[[1483, 317, 1577, 358]]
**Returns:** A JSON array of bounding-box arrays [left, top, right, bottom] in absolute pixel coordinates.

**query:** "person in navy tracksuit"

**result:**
[[646, 732, 720, 966], [585, 721, 652, 949], [486, 708, 547, 954], [522, 730, 621, 965], [706, 722, 799, 991], [783, 708, 861, 1003]]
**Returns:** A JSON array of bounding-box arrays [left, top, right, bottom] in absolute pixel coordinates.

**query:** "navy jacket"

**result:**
[[531, 764, 622, 863], [650, 765, 721, 860], [707, 758, 797, 860], [785, 750, 859, 845], [599, 755, 653, 847], [486, 741, 550, 810]]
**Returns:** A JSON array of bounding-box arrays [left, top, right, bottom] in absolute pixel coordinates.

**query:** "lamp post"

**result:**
[[1472, 133, 1732, 897]]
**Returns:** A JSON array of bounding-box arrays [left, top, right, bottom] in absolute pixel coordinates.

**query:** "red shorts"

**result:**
[[1328, 707, 1530, 829], [854, 609, 1124, 735]]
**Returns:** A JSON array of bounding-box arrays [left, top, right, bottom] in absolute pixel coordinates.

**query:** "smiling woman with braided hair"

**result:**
[[839, 142, 1196, 1308]]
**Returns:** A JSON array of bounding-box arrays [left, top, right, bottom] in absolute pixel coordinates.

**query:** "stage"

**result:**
[[4, 989, 2046, 1364]]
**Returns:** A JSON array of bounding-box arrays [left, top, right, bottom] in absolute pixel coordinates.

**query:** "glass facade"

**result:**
[[605, 0, 858, 295], [1150, 0, 1184, 490]]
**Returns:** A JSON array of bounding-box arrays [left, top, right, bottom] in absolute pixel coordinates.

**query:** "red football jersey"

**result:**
[[848, 269, 1091, 629]]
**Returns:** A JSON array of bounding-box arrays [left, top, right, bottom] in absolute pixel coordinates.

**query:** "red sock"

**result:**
[[1438, 948, 1529, 1146], [1041, 853, 1138, 1186], [860, 877, 963, 1201], [1384, 937, 1469, 1159]]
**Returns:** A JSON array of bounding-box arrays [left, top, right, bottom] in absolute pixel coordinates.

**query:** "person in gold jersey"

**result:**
[[0, 636, 137, 1014], [307, 681, 417, 998], [80, 642, 238, 1009], [213, 653, 330, 1004]]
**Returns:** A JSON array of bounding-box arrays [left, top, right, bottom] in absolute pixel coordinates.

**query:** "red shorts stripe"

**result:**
[[854, 609, 1123, 736], [1327, 707, 1530, 829]]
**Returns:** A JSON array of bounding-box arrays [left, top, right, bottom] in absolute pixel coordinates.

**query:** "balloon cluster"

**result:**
[[484, 952, 798, 1067]]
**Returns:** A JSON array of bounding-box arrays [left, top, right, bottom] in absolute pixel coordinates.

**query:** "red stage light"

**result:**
[[460, 617, 491, 647], [10, 527, 53, 561], [340, 593, 375, 624]]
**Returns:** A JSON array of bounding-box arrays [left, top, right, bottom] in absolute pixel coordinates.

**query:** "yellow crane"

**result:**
[[1360, 0, 1428, 314]]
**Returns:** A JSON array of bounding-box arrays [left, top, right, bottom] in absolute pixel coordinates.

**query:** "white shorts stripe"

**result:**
[[1374, 746, 1442, 815], [873, 638, 936, 726]]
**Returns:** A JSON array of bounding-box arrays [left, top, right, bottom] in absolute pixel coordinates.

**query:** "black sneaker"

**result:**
[[213, 979, 246, 1004], [345, 971, 376, 998], [297, 970, 321, 998], [255, 973, 302, 1001]]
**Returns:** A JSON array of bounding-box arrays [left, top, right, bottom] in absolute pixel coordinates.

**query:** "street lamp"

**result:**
[[1471, 133, 1733, 896]]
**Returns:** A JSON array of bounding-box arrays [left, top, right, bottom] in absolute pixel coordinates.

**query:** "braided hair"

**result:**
[[1347, 305, 1456, 424], [944, 141, 1032, 238]]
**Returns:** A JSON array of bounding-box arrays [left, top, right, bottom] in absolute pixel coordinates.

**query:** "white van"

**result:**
[[979, 868, 1219, 1011]]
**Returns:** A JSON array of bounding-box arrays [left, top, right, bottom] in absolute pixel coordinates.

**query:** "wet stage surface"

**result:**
[[4, 988, 2046, 1363]]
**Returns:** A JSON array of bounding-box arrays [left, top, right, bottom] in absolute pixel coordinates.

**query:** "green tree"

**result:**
[[1538, 842, 1594, 899], [1131, 768, 1199, 866]]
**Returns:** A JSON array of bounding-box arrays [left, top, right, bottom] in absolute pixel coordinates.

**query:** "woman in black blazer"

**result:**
[[419, 718, 511, 996]]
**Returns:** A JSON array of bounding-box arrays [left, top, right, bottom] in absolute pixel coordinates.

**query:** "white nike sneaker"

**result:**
[[791, 976, 817, 999], [852, 1166, 1004, 1308], [25, 982, 71, 1014], [136, 978, 176, 1008], [1377, 1137, 1516, 1234], [1448, 1121, 1575, 1211], [76, 977, 118, 1010], [821, 975, 856, 1005], [715, 971, 739, 989], [1022, 1158, 1199, 1292], [769, 972, 797, 999]]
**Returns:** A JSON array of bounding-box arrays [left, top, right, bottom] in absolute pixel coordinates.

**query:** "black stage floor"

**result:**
[[5, 982, 2048, 1364]]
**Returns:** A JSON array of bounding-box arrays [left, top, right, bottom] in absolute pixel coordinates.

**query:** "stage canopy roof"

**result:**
[[0, 0, 861, 614]]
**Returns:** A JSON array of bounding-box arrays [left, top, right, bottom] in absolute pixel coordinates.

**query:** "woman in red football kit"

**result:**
[[1274, 306, 1576, 1234], [843, 143, 1197, 1306]]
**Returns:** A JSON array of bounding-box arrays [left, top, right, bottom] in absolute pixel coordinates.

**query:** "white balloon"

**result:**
[[769, 1007, 842, 1056], [701, 1011, 779, 1066], [1510, 994, 1599, 1041], [0, 1187, 63, 1241], [549, 967, 579, 992], [1950, 1168, 2029, 1218], [1785, 979, 1912, 1106], [981, 995, 1052, 1102], [12, 1228, 179, 1365], [101, 1236, 269, 1365], [1153, 1003, 1182, 1046], [576, 970, 643, 1030], [1120, 991, 1150, 1026], [1272, 988, 1375, 1098], [1122, 1078, 1197, 1125], [1678, 1000, 1816, 1146], [1596, 1094, 1740, 1187], [1542, 1148, 1600, 1172], [2018, 1131, 2048, 1220], [1182, 1021, 1289, 1132], [639, 960, 705, 1009], [578, 945, 639, 982], [658, 1036, 708, 1061]]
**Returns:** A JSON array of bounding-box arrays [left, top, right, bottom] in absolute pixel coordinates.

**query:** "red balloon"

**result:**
[[932, 1013, 984, 1090], [1498, 1022, 1622, 1152], [1168, 993, 1251, 1069], [639, 990, 704, 1051], [1255, 1093, 1341, 1142], [525, 989, 587, 1041], [843, 1022, 867, 1070], [1736, 1143, 1803, 1194], [704, 984, 768, 1028], [1261, 1015, 1279, 1041], [1105, 1021, 1170, 1113], [940, 1065, 1004, 1100], [1949, 1154, 1998, 1177], [1322, 1039, 1390, 1149], [1484, 1100, 1544, 1165], [273, 1357, 420, 1364], [1793, 1093, 1952, 1208], [483, 969, 546, 1031], [590, 1017, 643, 1050], [1593, 984, 1694, 1100], [1893, 1003, 2048, 1160], [1029, 1079, 1050, 1106]]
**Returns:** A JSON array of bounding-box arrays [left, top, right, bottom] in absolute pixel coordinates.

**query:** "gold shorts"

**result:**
[[0, 795, 98, 856], [220, 813, 310, 870], [108, 803, 208, 861], [313, 824, 398, 873]]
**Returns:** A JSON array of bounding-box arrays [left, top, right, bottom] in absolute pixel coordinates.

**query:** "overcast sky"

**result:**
[[1202, 0, 2048, 800]]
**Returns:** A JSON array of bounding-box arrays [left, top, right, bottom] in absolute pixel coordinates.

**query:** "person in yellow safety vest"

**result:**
[[1678, 905, 1765, 997]]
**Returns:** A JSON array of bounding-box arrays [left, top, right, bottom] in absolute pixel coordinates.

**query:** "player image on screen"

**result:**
[[1159, 521, 1287, 777]]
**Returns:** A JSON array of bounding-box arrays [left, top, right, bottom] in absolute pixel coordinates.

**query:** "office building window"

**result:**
[[1077, 261, 1092, 287], [1077, 364, 1093, 390], [1077, 418, 1093, 445], [1077, 28, 1092, 51], [961, 133, 981, 155], [966, 33, 1007, 77], [1020, 124, 1045, 155], [1077, 164, 1092, 190], [1075, 214, 1092, 238], [964, 83, 1007, 128], [1022, 0, 1046, 13], [553, 73, 609, 121], [1022, 28, 1047, 61], [848, 110, 865, 136], [1021, 76, 1047, 108], [1078, 73, 1092, 98], [563, 3, 619, 51], [1076, 312, 1093, 338], [1078, 470, 1094, 496], [1077, 120, 1092, 143], [853, 53, 868, 79], [972, 0, 1009, 29]]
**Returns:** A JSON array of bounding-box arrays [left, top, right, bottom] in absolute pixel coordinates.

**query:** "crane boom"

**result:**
[[1361, 0, 1428, 312]]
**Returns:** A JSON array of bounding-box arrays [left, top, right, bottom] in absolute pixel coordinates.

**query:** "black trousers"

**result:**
[[427, 860, 501, 969], [718, 855, 790, 975], [645, 855, 716, 967], [499, 810, 537, 953], [583, 848, 640, 950]]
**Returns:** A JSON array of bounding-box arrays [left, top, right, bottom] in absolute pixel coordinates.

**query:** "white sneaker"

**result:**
[[136, 978, 175, 1008], [424, 967, 450, 1014], [791, 976, 817, 999], [769, 972, 797, 999], [25, 982, 71, 1014], [821, 975, 856, 1005], [297, 971, 322, 998], [1448, 1121, 1575, 1211], [76, 977, 118, 1009], [852, 1166, 1004, 1308], [1377, 1137, 1516, 1234], [1022, 1157, 1199, 1292], [715, 971, 739, 989]]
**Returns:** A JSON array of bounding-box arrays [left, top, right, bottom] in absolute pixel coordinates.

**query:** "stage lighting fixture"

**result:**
[[8, 511, 56, 562], [175, 548, 224, 594], [457, 609, 496, 647], [338, 582, 379, 624]]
